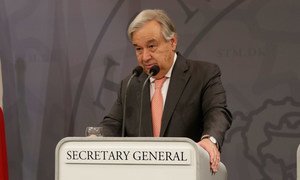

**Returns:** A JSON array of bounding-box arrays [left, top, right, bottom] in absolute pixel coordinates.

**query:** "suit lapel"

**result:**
[[160, 54, 191, 136]]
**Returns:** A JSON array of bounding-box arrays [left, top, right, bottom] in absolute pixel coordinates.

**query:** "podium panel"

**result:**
[[55, 137, 227, 180], [297, 144, 300, 180]]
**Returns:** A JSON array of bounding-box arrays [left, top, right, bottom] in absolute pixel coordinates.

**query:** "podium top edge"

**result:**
[[57, 136, 196, 144], [55, 137, 198, 152]]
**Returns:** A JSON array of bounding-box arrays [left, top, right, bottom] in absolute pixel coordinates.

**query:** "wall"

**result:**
[[0, 0, 299, 179]]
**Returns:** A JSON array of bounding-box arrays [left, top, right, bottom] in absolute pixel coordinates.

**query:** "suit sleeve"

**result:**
[[201, 64, 232, 148], [100, 79, 126, 137]]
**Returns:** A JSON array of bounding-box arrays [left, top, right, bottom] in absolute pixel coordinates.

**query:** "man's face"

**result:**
[[132, 20, 177, 79]]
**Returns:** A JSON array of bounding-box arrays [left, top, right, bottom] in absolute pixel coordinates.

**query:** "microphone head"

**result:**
[[132, 66, 143, 77], [149, 65, 160, 76]]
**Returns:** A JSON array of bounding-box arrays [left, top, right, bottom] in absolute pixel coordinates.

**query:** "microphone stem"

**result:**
[[122, 73, 137, 137], [138, 72, 153, 137]]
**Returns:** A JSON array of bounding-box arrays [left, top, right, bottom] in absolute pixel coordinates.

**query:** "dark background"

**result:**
[[1, 0, 299, 179]]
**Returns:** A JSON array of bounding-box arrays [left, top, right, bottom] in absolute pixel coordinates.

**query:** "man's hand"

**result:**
[[198, 138, 220, 173]]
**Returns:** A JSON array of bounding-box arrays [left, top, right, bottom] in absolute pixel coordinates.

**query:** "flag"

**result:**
[[0, 59, 8, 180]]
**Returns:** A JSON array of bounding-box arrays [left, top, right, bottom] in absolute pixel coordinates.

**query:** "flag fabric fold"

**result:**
[[0, 59, 8, 180], [0, 107, 8, 180]]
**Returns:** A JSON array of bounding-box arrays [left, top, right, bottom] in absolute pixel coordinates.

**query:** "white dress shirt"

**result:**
[[150, 53, 177, 108]]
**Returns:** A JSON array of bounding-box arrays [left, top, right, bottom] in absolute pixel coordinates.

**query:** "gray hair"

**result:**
[[127, 9, 176, 41]]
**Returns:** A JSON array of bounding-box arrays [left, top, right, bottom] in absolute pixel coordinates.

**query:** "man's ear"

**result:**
[[170, 35, 177, 51]]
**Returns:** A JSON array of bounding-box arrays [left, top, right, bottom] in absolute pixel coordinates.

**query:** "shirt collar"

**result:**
[[150, 53, 177, 83]]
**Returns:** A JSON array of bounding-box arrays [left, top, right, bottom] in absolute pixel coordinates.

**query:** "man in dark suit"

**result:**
[[100, 9, 232, 173]]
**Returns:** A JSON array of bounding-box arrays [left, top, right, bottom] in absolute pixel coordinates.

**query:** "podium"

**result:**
[[297, 144, 300, 180], [55, 137, 227, 180]]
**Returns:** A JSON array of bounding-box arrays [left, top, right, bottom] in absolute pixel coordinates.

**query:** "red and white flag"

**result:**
[[0, 60, 8, 180]]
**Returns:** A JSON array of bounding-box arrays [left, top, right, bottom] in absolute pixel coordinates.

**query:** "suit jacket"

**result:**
[[101, 53, 232, 147]]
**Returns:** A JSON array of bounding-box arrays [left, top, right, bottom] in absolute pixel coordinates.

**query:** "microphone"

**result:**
[[122, 66, 143, 137], [138, 65, 160, 136]]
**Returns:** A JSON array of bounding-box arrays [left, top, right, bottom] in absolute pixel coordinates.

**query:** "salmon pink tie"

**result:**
[[151, 77, 166, 137]]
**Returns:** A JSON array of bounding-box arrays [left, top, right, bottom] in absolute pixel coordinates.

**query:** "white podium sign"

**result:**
[[55, 137, 227, 180]]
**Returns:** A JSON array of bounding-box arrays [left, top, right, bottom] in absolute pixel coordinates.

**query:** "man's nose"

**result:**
[[142, 48, 151, 61]]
